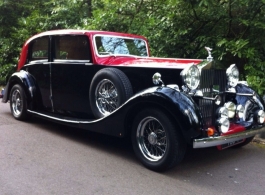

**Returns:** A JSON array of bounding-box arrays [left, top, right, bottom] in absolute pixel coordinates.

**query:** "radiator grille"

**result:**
[[199, 69, 227, 127]]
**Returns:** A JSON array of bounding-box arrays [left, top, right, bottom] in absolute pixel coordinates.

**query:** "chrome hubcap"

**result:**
[[148, 132, 157, 145], [95, 79, 118, 116], [11, 89, 22, 117], [136, 117, 167, 162]]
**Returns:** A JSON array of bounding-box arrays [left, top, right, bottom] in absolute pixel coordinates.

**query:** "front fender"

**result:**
[[2, 70, 37, 109], [236, 83, 264, 110], [126, 86, 204, 144]]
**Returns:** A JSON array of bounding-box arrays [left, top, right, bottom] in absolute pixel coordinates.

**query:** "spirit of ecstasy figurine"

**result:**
[[205, 47, 213, 61]]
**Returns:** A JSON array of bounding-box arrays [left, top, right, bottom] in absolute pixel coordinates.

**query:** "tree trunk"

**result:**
[[87, 0, 92, 18]]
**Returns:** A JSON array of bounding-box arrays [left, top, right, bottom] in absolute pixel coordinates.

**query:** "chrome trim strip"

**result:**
[[28, 110, 79, 123], [93, 34, 149, 57], [49, 63, 54, 112], [201, 96, 217, 101], [27, 110, 102, 123], [85, 63, 93, 66], [193, 126, 265, 148], [52, 59, 90, 63], [236, 93, 254, 96], [199, 92, 254, 100]]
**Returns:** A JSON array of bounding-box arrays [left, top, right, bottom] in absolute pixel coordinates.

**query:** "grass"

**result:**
[[252, 137, 265, 148], [252, 142, 265, 149]]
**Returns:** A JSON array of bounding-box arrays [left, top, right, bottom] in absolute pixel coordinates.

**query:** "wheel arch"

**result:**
[[123, 88, 204, 145], [2, 70, 38, 109]]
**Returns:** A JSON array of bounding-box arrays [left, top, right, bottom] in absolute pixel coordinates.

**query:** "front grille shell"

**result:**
[[198, 69, 227, 128]]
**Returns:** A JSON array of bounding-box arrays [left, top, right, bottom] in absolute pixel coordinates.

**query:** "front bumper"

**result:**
[[193, 126, 265, 148]]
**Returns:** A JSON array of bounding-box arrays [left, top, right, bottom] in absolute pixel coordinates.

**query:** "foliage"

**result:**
[[0, 64, 16, 84], [0, 0, 90, 85], [88, 0, 265, 94], [1, 0, 265, 95]]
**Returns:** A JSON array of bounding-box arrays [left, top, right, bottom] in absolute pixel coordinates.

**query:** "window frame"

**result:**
[[28, 36, 50, 64], [93, 34, 149, 57], [52, 35, 91, 63]]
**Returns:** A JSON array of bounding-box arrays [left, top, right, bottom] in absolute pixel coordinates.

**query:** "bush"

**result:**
[[0, 64, 16, 85]]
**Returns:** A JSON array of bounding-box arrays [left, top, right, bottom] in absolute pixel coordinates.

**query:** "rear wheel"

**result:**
[[10, 84, 29, 120], [131, 108, 186, 171]]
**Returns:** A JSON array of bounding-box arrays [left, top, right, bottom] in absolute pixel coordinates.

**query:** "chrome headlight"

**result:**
[[226, 64, 239, 88], [217, 117, 230, 133], [224, 102, 236, 118], [255, 110, 265, 124], [217, 107, 228, 118], [181, 64, 200, 90], [236, 105, 245, 119]]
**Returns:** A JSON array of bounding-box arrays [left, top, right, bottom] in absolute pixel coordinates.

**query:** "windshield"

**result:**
[[94, 35, 148, 57]]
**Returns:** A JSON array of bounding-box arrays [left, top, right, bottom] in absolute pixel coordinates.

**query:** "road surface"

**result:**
[[1, 102, 265, 195]]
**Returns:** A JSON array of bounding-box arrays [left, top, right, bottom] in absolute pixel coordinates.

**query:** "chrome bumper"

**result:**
[[193, 126, 265, 148]]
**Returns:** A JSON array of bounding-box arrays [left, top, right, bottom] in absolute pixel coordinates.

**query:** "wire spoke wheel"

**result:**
[[90, 68, 133, 118], [11, 89, 23, 117], [137, 117, 167, 161], [9, 84, 29, 120], [132, 108, 187, 171], [95, 79, 118, 115]]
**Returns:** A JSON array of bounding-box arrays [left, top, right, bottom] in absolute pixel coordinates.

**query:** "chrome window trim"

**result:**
[[93, 34, 149, 57]]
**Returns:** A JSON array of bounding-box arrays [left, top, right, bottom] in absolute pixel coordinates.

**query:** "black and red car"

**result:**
[[2, 30, 265, 171]]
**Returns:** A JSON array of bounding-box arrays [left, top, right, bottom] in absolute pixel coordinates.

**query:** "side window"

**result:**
[[29, 36, 49, 62], [54, 35, 91, 60]]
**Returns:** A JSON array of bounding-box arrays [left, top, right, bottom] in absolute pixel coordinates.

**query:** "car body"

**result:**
[[2, 29, 265, 171]]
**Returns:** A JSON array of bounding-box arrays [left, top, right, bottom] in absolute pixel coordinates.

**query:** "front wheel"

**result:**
[[131, 108, 186, 171], [10, 84, 29, 120]]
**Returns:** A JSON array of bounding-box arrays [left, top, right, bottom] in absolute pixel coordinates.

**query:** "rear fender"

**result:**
[[2, 70, 37, 109]]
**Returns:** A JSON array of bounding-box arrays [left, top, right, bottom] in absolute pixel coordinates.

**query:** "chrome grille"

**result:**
[[199, 69, 227, 127]]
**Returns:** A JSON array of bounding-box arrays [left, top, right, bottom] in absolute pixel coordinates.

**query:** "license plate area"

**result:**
[[217, 139, 245, 150]]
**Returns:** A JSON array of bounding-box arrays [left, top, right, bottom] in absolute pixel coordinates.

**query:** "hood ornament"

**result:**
[[205, 47, 213, 61]]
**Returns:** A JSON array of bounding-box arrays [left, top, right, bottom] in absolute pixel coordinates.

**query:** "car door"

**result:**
[[50, 35, 95, 117], [25, 36, 53, 110]]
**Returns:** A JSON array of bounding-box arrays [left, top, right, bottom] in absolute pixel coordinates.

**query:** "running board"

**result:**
[[27, 110, 99, 124]]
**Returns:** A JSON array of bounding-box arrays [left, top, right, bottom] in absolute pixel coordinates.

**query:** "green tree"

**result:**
[[89, 0, 265, 94], [1, 0, 265, 95], [0, 0, 91, 84]]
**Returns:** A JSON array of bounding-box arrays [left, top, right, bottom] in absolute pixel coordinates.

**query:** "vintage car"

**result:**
[[2, 30, 265, 171]]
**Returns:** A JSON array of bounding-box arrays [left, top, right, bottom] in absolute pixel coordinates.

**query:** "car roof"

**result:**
[[25, 29, 147, 44]]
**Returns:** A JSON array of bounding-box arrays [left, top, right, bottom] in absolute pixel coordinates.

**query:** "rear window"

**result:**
[[30, 36, 49, 61]]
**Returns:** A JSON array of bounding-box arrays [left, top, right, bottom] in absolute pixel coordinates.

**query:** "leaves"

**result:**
[[1, 0, 265, 95]]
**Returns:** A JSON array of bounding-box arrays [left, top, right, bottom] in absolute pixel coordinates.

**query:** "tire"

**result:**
[[9, 84, 29, 120], [231, 136, 254, 148], [89, 68, 133, 118], [131, 108, 187, 172]]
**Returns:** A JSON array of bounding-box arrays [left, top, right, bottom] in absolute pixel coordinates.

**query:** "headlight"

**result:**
[[226, 64, 239, 88], [236, 105, 245, 119], [181, 64, 200, 90], [216, 107, 228, 118], [224, 102, 236, 118], [217, 117, 230, 133], [255, 110, 265, 124]]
